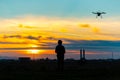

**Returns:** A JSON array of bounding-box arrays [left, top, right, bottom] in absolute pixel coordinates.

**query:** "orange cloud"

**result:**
[[78, 24, 100, 34], [92, 27, 100, 33], [0, 16, 120, 41], [79, 24, 90, 28], [18, 24, 37, 28]]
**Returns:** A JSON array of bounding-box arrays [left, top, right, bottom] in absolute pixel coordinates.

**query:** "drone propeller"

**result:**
[[101, 12, 106, 14], [92, 12, 97, 14]]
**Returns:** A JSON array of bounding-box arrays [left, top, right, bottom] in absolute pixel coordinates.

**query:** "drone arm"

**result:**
[[102, 12, 106, 14], [92, 12, 97, 14]]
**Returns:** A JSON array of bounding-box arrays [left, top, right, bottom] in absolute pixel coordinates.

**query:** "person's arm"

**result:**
[[63, 46, 65, 54]]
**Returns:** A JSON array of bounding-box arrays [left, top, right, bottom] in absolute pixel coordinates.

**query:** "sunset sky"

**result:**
[[0, 0, 120, 59]]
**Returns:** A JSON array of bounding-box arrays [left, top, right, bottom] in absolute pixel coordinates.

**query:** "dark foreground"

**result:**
[[0, 59, 120, 80]]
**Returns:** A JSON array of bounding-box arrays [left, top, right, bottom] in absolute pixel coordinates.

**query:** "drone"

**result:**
[[92, 11, 106, 18]]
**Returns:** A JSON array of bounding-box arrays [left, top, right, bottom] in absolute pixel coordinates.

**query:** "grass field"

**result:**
[[0, 59, 120, 80]]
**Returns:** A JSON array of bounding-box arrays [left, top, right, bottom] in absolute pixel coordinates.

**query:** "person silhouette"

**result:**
[[55, 40, 65, 71]]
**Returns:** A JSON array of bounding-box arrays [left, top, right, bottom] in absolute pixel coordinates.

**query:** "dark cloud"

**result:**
[[3, 35, 42, 41], [0, 41, 26, 44], [61, 39, 120, 52], [0, 46, 54, 50], [24, 35, 57, 41], [1, 38, 120, 52], [3, 35, 22, 38], [45, 37, 58, 40], [35, 38, 120, 51], [46, 37, 54, 40], [24, 36, 40, 40], [64, 39, 120, 47], [2, 34, 120, 52]]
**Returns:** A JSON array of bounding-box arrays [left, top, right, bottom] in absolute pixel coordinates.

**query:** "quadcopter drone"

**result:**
[[92, 11, 106, 18]]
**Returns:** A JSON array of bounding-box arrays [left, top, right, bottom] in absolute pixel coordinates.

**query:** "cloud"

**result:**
[[18, 24, 37, 28], [3, 35, 42, 41], [45, 37, 57, 40], [79, 24, 91, 28], [2, 34, 58, 41], [1, 36, 120, 52], [24, 36, 40, 40], [62, 39, 120, 51], [92, 27, 100, 33], [0, 41, 26, 44], [2, 34, 60, 45], [0, 15, 120, 41], [3, 35, 22, 38], [78, 24, 101, 34]]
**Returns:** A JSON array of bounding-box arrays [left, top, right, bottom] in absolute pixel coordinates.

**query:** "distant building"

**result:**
[[80, 49, 86, 63]]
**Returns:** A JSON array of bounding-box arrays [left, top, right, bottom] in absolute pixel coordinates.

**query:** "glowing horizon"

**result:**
[[0, 0, 120, 59]]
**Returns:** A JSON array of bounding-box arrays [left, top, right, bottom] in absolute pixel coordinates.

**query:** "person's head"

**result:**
[[58, 40, 62, 45]]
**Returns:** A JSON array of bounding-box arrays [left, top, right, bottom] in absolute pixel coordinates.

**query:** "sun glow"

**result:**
[[29, 44, 38, 48], [27, 49, 43, 54]]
